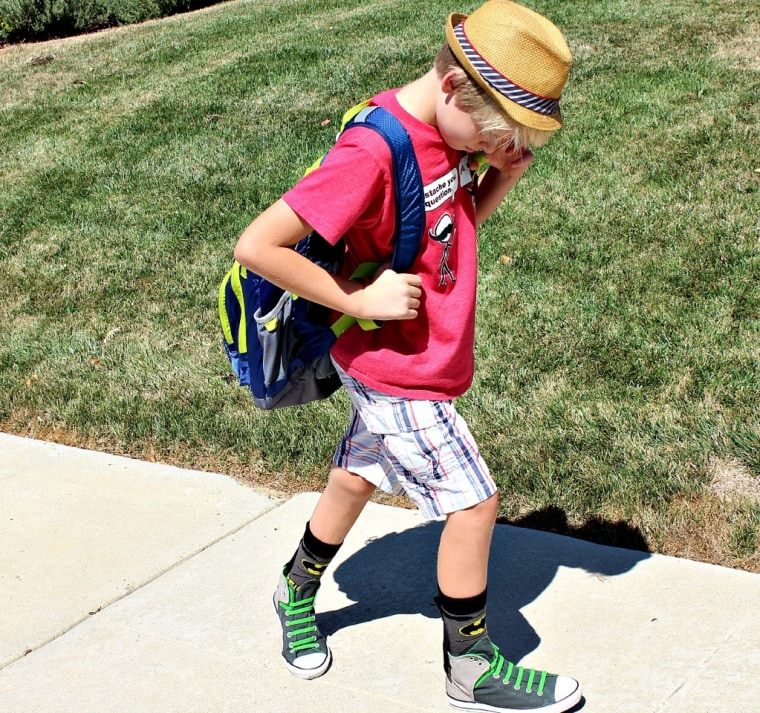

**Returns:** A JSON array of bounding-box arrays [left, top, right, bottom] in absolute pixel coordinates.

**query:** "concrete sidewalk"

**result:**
[[1, 432, 758, 712]]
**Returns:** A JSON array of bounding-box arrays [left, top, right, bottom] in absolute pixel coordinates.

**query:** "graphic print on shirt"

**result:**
[[430, 213, 456, 286], [423, 154, 475, 287], [459, 153, 476, 191]]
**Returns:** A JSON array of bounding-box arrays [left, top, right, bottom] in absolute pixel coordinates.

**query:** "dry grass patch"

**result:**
[[714, 23, 760, 70], [709, 456, 760, 502], [661, 492, 760, 572]]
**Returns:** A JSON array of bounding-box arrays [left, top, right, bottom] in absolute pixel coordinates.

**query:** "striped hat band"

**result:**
[[453, 22, 561, 117]]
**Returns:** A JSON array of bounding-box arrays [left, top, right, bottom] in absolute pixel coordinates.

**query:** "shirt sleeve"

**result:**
[[283, 129, 393, 246]]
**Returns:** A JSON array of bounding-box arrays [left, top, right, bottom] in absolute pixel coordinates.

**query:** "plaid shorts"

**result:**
[[332, 364, 497, 519]]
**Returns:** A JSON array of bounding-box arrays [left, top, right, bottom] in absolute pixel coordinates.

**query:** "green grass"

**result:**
[[1, 0, 758, 570]]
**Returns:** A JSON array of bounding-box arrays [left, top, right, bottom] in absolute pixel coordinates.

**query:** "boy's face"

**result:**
[[435, 70, 522, 159], [435, 88, 499, 154], [435, 71, 536, 174]]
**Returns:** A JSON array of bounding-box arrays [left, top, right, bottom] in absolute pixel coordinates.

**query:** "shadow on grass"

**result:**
[[321, 507, 650, 665], [2, 0, 227, 46], [503, 505, 653, 552]]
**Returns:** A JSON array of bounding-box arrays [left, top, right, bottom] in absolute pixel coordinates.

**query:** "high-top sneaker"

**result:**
[[273, 568, 331, 679], [446, 637, 581, 712]]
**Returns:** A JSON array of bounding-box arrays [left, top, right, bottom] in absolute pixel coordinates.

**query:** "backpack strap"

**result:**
[[342, 105, 425, 274], [329, 104, 426, 337]]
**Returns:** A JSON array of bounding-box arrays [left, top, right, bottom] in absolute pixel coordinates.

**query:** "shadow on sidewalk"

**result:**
[[321, 507, 650, 663]]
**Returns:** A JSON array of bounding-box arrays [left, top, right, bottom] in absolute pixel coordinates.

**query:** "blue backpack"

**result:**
[[218, 103, 425, 409]]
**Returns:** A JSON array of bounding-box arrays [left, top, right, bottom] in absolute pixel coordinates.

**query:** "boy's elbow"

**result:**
[[232, 241, 254, 267], [233, 228, 266, 270], [232, 200, 311, 269]]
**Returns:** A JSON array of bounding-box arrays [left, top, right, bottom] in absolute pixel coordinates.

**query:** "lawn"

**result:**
[[1, 0, 758, 570]]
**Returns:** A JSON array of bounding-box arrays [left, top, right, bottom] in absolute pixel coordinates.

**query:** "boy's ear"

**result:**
[[440, 69, 463, 97]]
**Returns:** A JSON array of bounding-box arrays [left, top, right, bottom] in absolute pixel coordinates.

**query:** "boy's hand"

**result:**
[[472, 146, 535, 225], [358, 266, 422, 321], [478, 146, 534, 177]]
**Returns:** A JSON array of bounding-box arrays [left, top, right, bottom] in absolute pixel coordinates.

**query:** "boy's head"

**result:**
[[438, 0, 572, 148]]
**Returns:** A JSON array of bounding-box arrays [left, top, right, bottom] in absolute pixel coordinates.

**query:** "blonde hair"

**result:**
[[434, 44, 552, 151]]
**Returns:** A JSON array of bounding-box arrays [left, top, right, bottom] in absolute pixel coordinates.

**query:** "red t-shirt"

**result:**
[[283, 89, 479, 400]]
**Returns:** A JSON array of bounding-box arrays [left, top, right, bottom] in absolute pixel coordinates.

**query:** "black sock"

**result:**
[[435, 588, 489, 657], [285, 522, 342, 588]]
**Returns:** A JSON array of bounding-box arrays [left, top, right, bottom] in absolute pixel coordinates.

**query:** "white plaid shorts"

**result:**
[[332, 364, 497, 519]]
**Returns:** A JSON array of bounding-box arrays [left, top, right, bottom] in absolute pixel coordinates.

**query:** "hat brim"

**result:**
[[445, 12, 563, 132]]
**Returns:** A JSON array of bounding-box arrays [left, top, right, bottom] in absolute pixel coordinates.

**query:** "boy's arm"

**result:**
[[474, 147, 534, 225], [233, 198, 422, 322]]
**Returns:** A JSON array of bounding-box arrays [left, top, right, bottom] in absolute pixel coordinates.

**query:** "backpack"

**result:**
[[218, 103, 425, 409]]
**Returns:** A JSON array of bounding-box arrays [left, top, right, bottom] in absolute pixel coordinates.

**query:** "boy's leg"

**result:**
[[310, 465, 377, 545], [436, 495, 582, 713], [323, 366, 581, 709], [437, 493, 498, 598], [274, 466, 375, 679]]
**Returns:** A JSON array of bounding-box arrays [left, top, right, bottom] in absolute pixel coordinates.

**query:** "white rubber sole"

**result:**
[[447, 678, 582, 713], [283, 648, 333, 680]]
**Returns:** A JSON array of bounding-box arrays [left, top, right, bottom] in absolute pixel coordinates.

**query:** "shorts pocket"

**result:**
[[357, 396, 442, 435]]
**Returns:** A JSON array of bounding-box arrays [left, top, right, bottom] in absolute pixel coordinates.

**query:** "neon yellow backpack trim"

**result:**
[[304, 100, 372, 176]]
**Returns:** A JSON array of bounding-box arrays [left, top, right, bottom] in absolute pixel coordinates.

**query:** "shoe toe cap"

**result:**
[[296, 652, 329, 671], [554, 674, 582, 704], [283, 649, 332, 680]]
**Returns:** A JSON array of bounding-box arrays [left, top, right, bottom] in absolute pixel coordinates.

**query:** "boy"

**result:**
[[234, 1, 581, 711]]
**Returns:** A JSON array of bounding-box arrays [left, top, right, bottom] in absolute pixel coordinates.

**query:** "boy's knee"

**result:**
[[329, 467, 376, 499], [476, 493, 499, 522], [453, 493, 499, 527], [471, 492, 498, 515]]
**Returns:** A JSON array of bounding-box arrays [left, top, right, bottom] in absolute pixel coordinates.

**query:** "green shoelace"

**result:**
[[476, 643, 548, 696], [280, 591, 320, 654]]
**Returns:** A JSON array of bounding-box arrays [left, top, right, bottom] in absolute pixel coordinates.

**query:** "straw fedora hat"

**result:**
[[445, 0, 572, 131]]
